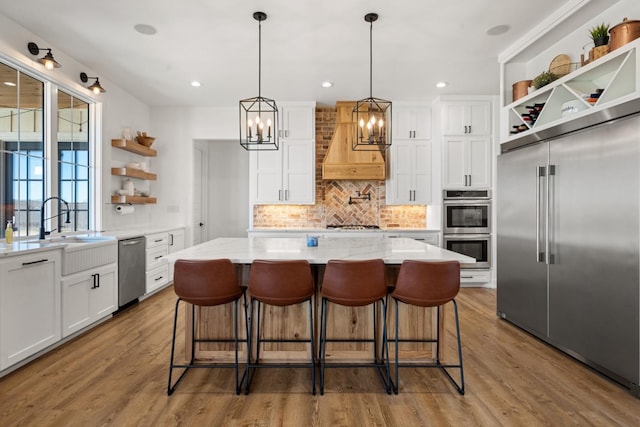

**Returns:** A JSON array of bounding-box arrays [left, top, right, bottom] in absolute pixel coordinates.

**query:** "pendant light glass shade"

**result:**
[[240, 12, 279, 151], [353, 13, 392, 151]]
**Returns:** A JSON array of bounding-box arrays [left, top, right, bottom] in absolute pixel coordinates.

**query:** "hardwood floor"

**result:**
[[1, 286, 638, 426]]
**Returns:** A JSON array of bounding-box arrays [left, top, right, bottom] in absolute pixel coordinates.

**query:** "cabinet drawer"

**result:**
[[146, 232, 168, 249], [460, 270, 491, 283], [146, 246, 168, 270], [146, 265, 169, 294]]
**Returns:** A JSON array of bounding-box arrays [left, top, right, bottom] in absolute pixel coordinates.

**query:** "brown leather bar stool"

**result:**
[[390, 260, 464, 395], [319, 259, 392, 395], [167, 259, 247, 395], [245, 259, 316, 394]]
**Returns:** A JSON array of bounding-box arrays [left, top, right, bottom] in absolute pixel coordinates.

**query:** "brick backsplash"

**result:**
[[253, 106, 427, 229]]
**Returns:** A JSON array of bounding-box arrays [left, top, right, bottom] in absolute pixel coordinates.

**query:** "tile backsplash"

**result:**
[[252, 106, 426, 229]]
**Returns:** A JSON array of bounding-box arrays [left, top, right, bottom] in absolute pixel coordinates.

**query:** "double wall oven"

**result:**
[[443, 190, 491, 269]]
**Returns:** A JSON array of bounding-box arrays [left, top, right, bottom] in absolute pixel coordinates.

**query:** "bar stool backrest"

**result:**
[[392, 260, 461, 307], [249, 260, 314, 306], [174, 259, 241, 306], [322, 259, 386, 306]]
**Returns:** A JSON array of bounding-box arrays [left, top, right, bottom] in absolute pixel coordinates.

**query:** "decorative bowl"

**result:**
[[136, 135, 155, 147]]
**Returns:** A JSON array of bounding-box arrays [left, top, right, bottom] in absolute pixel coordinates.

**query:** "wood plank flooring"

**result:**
[[1, 287, 638, 426]]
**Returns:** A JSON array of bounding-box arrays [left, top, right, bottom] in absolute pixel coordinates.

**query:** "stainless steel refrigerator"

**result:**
[[497, 114, 640, 396]]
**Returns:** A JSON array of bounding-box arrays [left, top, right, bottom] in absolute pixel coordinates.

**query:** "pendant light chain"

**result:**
[[369, 18, 373, 99], [258, 17, 262, 98]]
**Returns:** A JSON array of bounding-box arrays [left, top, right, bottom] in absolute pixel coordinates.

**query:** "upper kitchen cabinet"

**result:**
[[386, 139, 432, 205], [392, 105, 431, 140], [278, 102, 315, 140], [443, 136, 491, 189], [250, 102, 316, 205], [441, 101, 491, 136]]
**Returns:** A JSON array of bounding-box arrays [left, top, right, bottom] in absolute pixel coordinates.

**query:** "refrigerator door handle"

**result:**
[[536, 166, 545, 263], [546, 164, 556, 264]]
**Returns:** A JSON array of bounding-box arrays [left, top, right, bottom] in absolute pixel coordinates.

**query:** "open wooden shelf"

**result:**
[[111, 167, 157, 180], [111, 139, 157, 157], [111, 195, 157, 204]]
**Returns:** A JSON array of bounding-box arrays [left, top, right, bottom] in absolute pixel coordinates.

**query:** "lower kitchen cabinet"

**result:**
[[146, 231, 170, 294], [0, 250, 61, 370], [167, 228, 185, 281], [61, 263, 117, 338]]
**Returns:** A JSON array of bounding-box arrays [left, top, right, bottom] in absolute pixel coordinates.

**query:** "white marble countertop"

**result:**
[[164, 237, 474, 265]]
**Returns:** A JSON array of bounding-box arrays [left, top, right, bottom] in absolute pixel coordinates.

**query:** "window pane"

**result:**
[[18, 73, 44, 153]]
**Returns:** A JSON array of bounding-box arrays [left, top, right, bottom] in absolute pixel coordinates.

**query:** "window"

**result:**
[[0, 61, 96, 239]]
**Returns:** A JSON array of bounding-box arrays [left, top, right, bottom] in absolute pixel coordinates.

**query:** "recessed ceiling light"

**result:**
[[134, 24, 157, 35], [191, 81, 201, 87], [486, 24, 510, 36], [322, 81, 333, 88], [3, 81, 16, 87], [436, 81, 448, 88]]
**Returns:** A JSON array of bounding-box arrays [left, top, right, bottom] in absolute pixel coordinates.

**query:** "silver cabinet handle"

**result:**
[[468, 125, 472, 134], [285, 189, 289, 201], [468, 174, 471, 187], [285, 130, 289, 138], [278, 130, 282, 138], [278, 189, 282, 201]]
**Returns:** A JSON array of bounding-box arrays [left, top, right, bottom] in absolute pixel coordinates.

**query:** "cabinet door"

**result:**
[[443, 137, 467, 188], [387, 140, 414, 204], [91, 265, 117, 320], [393, 107, 431, 139], [386, 140, 431, 205], [280, 106, 314, 140], [442, 101, 491, 135], [468, 101, 491, 135], [282, 140, 315, 204], [62, 273, 93, 337], [1, 251, 61, 370], [250, 149, 283, 203], [413, 140, 432, 203], [442, 103, 467, 135], [467, 136, 491, 188], [168, 229, 185, 254]]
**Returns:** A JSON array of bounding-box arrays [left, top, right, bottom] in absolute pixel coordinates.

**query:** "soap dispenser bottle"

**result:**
[[5, 220, 13, 244]]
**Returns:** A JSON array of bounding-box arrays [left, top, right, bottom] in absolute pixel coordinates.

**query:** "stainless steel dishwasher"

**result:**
[[118, 236, 146, 307]]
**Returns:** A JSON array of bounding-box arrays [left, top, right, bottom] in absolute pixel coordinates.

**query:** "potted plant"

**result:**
[[532, 70, 559, 90], [589, 22, 610, 47]]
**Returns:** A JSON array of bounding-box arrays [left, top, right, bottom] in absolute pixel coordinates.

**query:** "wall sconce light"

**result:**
[[27, 42, 61, 70], [80, 72, 106, 94]]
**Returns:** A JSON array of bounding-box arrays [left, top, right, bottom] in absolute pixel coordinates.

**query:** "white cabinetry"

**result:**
[[441, 101, 491, 135], [62, 263, 117, 338], [167, 228, 185, 280], [393, 106, 431, 140], [386, 140, 432, 204], [146, 232, 169, 294], [279, 103, 315, 140], [250, 102, 315, 205], [0, 250, 61, 370], [442, 136, 491, 189]]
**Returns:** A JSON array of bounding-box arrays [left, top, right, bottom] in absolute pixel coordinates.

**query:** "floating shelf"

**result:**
[[111, 195, 157, 204], [111, 139, 157, 157], [111, 167, 157, 180]]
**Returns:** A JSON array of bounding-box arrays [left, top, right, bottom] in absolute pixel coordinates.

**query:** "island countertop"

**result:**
[[164, 236, 474, 265]]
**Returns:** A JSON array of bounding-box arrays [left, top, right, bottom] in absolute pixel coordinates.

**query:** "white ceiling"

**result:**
[[0, 0, 569, 107]]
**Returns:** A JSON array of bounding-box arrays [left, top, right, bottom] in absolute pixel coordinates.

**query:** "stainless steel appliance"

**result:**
[[443, 234, 491, 269], [497, 115, 640, 395], [443, 190, 491, 234], [118, 236, 146, 307], [443, 189, 491, 269]]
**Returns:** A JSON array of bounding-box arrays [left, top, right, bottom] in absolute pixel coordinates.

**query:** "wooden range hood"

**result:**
[[322, 101, 386, 180]]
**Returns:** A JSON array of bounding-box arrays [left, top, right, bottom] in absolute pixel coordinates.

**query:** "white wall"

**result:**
[[0, 12, 151, 232], [150, 106, 243, 246]]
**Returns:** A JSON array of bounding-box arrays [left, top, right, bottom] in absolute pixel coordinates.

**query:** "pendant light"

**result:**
[[239, 11, 278, 151], [353, 13, 392, 151]]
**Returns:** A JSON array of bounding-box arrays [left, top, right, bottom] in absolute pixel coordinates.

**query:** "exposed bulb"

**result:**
[[370, 116, 376, 125], [255, 116, 261, 124], [267, 118, 272, 127], [378, 118, 384, 128], [92, 86, 101, 94], [44, 60, 54, 70], [248, 119, 253, 127], [359, 118, 365, 128], [366, 122, 373, 130]]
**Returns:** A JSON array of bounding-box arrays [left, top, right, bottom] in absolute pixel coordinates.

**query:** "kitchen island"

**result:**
[[164, 237, 474, 365]]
